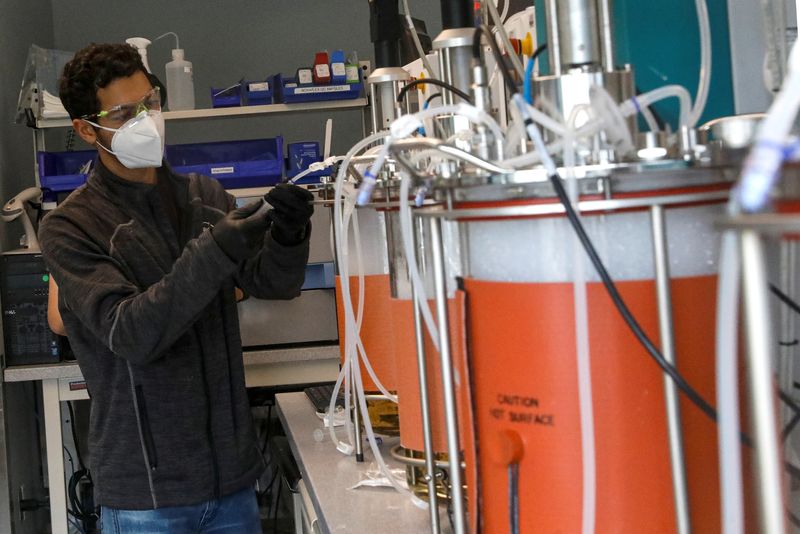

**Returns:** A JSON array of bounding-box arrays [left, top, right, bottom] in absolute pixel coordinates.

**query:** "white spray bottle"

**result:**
[[126, 37, 168, 106], [157, 32, 195, 111], [126, 37, 153, 72]]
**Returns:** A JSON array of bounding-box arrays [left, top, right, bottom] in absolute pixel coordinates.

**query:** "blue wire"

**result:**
[[523, 55, 535, 104], [417, 97, 431, 136]]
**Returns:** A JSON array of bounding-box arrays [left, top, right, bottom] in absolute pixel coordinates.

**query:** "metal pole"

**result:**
[[554, 0, 601, 68], [650, 205, 692, 534], [596, 0, 615, 72], [740, 230, 787, 534], [412, 216, 441, 533], [352, 367, 364, 462], [429, 216, 467, 534], [544, 0, 562, 76], [778, 241, 797, 425]]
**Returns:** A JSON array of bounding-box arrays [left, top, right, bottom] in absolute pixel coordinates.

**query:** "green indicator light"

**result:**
[[42, 274, 50, 283]]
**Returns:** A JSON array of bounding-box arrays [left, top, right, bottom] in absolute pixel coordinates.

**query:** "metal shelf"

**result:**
[[34, 97, 368, 129]]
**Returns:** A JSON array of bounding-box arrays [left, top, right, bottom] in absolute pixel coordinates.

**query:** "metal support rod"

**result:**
[[508, 463, 520, 534], [596, 0, 616, 72], [650, 205, 692, 534], [352, 366, 364, 462], [412, 215, 441, 533], [778, 241, 797, 426], [43, 380, 68, 534], [555, 0, 601, 68], [429, 216, 467, 534], [544, 0, 562, 76], [740, 230, 787, 534]]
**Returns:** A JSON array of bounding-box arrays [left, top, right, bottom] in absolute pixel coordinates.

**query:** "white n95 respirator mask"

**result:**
[[86, 111, 165, 169]]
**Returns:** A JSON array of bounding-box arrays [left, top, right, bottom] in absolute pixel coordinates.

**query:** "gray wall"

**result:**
[[51, 0, 443, 155], [0, 1, 55, 531], [0, 0, 55, 252]]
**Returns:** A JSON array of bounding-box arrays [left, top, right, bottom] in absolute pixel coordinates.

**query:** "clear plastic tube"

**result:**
[[517, 90, 596, 533], [357, 103, 505, 207], [399, 174, 441, 352], [564, 133, 597, 534], [496, 0, 509, 22], [716, 228, 744, 534], [357, 142, 392, 206], [402, 0, 435, 76], [486, 0, 525, 79], [688, 0, 712, 127], [413, 103, 506, 144], [738, 40, 800, 212], [512, 99, 569, 136], [619, 85, 692, 129], [351, 208, 399, 403], [640, 104, 660, 133], [330, 131, 391, 450]]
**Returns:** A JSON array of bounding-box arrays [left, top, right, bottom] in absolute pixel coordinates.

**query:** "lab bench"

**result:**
[[275, 392, 451, 534], [3, 345, 340, 534]]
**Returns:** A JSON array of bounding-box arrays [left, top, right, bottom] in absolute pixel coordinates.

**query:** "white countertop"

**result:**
[[275, 391, 449, 534]]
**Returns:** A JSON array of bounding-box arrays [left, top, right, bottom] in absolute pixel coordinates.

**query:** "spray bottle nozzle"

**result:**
[[154, 32, 180, 50]]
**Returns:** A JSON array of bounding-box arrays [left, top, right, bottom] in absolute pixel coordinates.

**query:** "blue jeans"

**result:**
[[100, 486, 261, 533]]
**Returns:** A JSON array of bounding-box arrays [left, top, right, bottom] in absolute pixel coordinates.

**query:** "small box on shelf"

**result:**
[[244, 80, 273, 106], [272, 73, 363, 104], [210, 81, 243, 108]]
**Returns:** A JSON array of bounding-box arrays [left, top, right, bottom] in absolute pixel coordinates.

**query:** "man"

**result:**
[[39, 42, 313, 533]]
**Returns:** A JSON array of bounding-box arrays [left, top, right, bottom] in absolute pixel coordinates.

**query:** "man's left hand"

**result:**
[[264, 184, 314, 246]]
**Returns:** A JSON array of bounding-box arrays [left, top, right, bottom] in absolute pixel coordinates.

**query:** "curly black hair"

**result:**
[[59, 43, 147, 120]]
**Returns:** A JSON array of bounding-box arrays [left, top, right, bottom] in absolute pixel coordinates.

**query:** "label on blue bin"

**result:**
[[211, 166, 235, 175], [293, 84, 351, 95], [248, 82, 269, 91]]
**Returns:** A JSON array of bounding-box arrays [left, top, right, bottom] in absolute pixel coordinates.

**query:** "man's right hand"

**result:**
[[211, 200, 270, 262]]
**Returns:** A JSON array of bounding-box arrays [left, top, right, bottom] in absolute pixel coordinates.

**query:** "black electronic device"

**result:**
[[304, 383, 345, 414], [1, 252, 61, 366]]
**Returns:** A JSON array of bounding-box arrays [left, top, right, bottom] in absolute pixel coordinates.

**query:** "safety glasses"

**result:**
[[82, 87, 161, 125]]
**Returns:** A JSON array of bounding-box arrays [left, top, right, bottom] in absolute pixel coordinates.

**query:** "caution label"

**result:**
[[490, 393, 555, 427]]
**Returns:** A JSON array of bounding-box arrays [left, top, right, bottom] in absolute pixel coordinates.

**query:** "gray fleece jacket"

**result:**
[[39, 161, 309, 510]]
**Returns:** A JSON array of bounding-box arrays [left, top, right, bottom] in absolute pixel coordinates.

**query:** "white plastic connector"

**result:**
[[337, 442, 355, 455], [390, 114, 423, 139]]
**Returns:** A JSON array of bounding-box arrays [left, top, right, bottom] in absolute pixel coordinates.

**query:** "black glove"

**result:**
[[264, 184, 314, 246], [211, 200, 270, 262]]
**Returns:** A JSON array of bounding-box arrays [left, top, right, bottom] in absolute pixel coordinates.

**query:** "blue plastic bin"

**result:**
[[37, 150, 97, 193], [166, 137, 284, 188], [286, 141, 330, 183], [272, 73, 363, 104], [244, 80, 273, 106], [210, 82, 243, 108]]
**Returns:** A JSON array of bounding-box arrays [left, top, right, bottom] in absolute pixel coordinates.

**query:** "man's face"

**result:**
[[71, 70, 153, 149], [92, 70, 154, 149]]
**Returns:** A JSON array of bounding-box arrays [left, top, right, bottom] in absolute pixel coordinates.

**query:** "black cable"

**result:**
[[770, 283, 800, 316], [63, 446, 75, 476], [530, 43, 548, 65], [780, 389, 800, 416], [783, 412, 800, 442], [791, 511, 800, 529], [67, 401, 85, 470], [396, 78, 473, 105], [548, 174, 720, 422], [425, 92, 442, 107]]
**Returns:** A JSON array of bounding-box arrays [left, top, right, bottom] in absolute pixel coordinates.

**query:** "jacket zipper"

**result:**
[[195, 325, 221, 500], [134, 385, 158, 470]]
